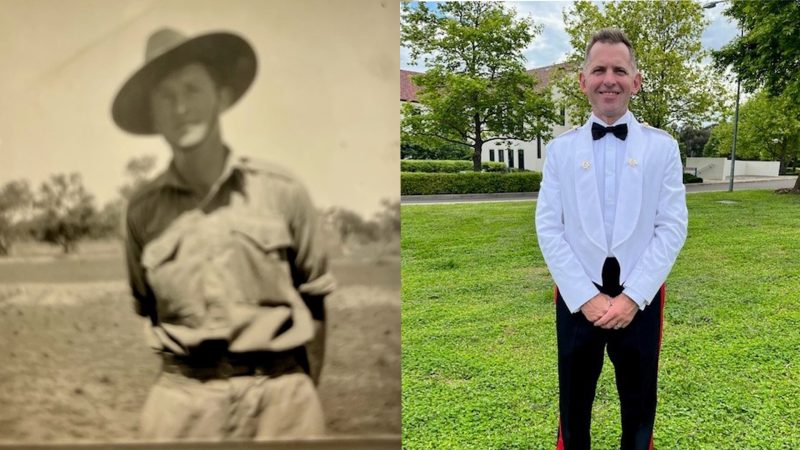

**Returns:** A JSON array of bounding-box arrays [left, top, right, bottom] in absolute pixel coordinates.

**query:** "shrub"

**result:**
[[401, 172, 541, 195], [482, 162, 508, 172], [683, 173, 704, 184], [400, 160, 509, 173], [400, 160, 472, 173]]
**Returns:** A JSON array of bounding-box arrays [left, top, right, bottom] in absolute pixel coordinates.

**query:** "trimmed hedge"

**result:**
[[400, 160, 509, 173], [401, 172, 541, 195], [683, 173, 704, 184], [482, 162, 508, 172], [401, 160, 471, 173]]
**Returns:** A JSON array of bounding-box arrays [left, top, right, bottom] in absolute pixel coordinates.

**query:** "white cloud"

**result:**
[[401, 1, 734, 71]]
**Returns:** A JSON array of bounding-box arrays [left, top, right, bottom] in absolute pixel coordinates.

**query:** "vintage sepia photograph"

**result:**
[[0, 0, 399, 448]]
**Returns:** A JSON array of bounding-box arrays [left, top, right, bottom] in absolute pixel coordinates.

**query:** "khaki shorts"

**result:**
[[139, 371, 325, 441]]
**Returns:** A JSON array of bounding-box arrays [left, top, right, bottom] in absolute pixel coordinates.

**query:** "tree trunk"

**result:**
[[794, 174, 800, 192], [61, 239, 75, 254], [473, 112, 483, 172], [473, 143, 482, 172]]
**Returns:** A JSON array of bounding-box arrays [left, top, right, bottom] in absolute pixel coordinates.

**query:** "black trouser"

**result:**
[[555, 258, 665, 450]]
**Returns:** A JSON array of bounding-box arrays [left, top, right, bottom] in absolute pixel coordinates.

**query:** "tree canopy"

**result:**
[[401, 1, 558, 171], [713, 0, 800, 102], [31, 173, 97, 254], [705, 90, 800, 173], [0, 180, 34, 255], [678, 126, 712, 159], [712, 0, 800, 191], [556, 0, 730, 131]]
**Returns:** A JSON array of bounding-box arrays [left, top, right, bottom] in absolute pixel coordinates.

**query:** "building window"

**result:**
[[499, 150, 504, 163], [489, 149, 495, 162], [560, 106, 566, 126], [508, 149, 514, 168], [518, 149, 525, 170]]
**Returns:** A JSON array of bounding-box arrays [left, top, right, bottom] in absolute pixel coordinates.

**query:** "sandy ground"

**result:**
[[0, 253, 399, 444]]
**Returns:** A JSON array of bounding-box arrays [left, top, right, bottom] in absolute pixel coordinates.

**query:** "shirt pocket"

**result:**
[[229, 215, 293, 260], [225, 215, 299, 306]]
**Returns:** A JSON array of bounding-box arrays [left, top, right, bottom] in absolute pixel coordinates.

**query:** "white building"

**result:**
[[401, 64, 578, 172]]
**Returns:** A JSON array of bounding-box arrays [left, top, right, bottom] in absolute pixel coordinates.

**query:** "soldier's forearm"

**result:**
[[306, 319, 326, 385]]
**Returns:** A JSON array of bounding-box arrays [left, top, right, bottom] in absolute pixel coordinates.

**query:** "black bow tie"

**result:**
[[591, 122, 628, 141]]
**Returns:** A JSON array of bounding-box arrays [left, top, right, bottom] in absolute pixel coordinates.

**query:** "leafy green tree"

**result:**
[[401, 141, 471, 160], [0, 180, 34, 256], [704, 90, 800, 173], [31, 173, 97, 254], [555, 0, 730, 132], [679, 126, 712, 159], [713, 0, 800, 191], [401, 2, 558, 171]]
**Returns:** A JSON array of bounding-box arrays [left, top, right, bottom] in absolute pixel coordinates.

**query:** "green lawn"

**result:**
[[401, 190, 800, 449]]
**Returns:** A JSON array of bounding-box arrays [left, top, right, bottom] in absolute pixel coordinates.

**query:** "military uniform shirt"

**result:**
[[125, 149, 335, 354], [590, 111, 631, 255]]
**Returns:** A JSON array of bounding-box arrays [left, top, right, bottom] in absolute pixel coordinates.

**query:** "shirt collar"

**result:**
[[588, 110, 632, 128], [155, 145, 242, 195]]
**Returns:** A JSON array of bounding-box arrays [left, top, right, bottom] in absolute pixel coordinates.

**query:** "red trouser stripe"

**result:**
[[556, 417, 565, 450], [651, 283, 666, 450]]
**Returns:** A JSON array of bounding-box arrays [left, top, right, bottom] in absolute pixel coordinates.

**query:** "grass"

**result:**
[[0, 241, 400, 442], [401, 190, 800, 450]]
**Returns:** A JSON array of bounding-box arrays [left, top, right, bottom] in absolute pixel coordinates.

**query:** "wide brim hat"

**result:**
[[112, 28, 257, 135]]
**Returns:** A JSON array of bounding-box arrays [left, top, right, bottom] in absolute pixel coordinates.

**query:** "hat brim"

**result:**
[[112, 32, 257, 135]]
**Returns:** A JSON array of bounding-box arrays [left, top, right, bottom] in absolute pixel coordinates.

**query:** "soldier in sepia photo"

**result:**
[[0, 1, 399, 447], [112, 27, 335, 440]]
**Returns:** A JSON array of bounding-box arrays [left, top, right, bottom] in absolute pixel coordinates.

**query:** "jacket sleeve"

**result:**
[[622, 140, 688, 307], [285, 181, 336, 320], [125, 208, 157, 321], [535, 144, 601, 313]]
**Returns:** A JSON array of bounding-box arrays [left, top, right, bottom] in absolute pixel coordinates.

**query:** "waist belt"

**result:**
[[160, 350, 303, 380]]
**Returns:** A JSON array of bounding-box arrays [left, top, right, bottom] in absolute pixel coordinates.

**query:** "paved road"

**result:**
[[401, 176, 797, 205]]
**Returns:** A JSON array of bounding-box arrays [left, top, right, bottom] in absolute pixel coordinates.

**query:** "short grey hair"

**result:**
[[582, 28, 638, 71]]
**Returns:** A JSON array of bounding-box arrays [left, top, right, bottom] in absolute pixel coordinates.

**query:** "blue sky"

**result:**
[[401, 1, 739, 72]]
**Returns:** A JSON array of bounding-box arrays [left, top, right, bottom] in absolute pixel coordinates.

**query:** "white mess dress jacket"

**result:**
[[535, 115, 688, 313]]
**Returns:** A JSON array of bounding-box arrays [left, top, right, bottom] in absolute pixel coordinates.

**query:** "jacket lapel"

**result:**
[[573, 123, 607, 252], [611, 118, 645, 249]]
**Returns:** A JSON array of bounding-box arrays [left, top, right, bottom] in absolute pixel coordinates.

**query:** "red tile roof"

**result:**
[[401, 69, 422, 102], [400, 63, 575, 102], [527, 62, 573, 88]]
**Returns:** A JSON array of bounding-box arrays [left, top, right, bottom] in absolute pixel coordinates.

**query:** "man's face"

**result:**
[[149, 63, 230, 150], [579, 42, 641, 124]]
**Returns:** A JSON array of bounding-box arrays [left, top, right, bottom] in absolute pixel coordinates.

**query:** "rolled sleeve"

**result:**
[[285, 181, 336, 317]]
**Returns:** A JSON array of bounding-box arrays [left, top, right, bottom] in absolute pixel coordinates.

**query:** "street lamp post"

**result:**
[[703, 0, 739, 192]]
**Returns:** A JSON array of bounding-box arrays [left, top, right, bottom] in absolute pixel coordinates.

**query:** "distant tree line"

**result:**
[[0, 155, 157, 255], [321, 199, 400, 247], [0, 156, 400, 256]]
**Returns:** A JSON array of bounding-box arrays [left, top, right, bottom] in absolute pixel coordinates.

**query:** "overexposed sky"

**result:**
[[0, 0, 399, 217]]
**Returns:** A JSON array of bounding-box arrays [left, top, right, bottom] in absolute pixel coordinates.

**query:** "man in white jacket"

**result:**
[[535, 28, 688, 450]]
